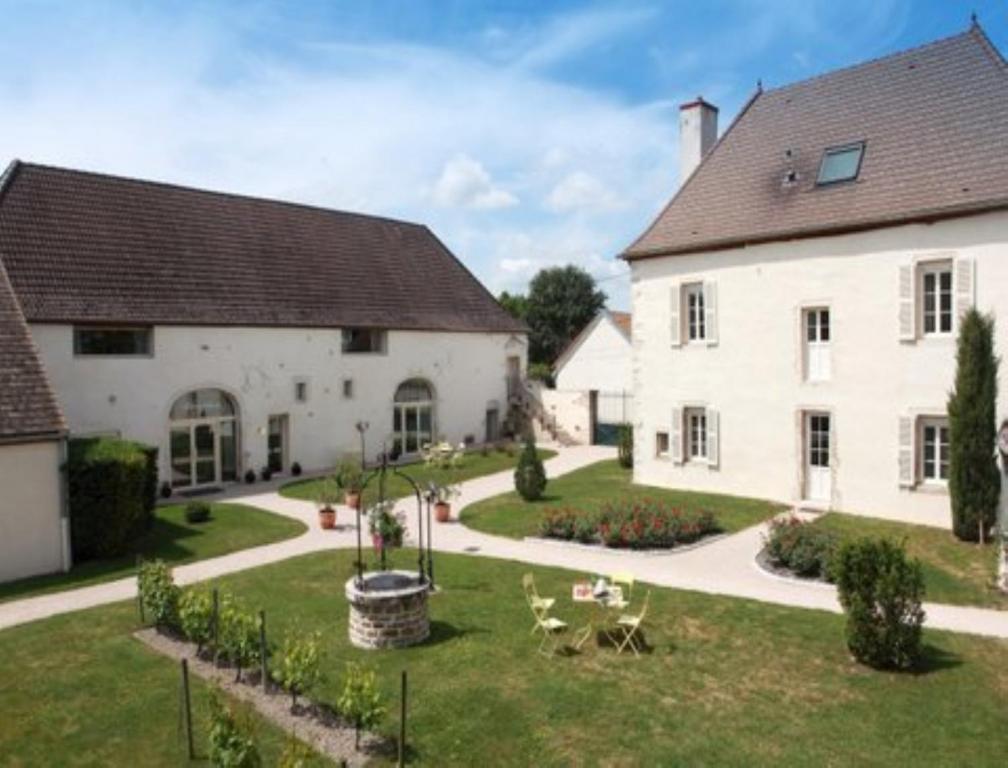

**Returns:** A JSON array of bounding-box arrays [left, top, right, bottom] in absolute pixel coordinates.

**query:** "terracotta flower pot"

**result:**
[[319, 507, 336, 530], [344, 491, 361, 510], [434, 501, 452, 523]]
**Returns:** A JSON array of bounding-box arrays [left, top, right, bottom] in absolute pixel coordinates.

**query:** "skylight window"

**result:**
[[816, 142, 864, 185]]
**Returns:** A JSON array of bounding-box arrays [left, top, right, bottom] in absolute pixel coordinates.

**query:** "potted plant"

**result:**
[[315, 479, 340, 530], [432, 482, 460, 523], [367, 500, 405, 569], [335, 455, 365, 510]]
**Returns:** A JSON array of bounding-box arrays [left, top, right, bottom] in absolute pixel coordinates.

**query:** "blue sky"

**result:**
[[1, 1, 1004, 309]]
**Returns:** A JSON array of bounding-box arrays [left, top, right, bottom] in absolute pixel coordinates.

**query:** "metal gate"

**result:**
[[590, 390, 633, 445]]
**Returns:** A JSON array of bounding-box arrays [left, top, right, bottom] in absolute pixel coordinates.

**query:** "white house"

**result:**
[[542, 310, 633, 444], [624, 25, 1008, 528], [0, 162, 525, 520]]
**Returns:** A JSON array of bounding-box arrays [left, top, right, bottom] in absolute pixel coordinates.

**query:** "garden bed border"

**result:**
[[523, 531, 730, 557]]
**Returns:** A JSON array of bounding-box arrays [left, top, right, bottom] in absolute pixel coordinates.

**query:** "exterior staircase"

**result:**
[[506, 375, 579, 446]]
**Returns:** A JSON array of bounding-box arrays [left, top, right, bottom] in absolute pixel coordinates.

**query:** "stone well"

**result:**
[[345, 570, 430, 650]]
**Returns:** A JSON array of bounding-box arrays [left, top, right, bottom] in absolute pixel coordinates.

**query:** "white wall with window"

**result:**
[[630, 209, 1008, 527], [30, 324, 526, 486]]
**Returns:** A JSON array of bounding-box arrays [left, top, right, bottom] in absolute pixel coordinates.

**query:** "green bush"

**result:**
[[617, 424, 633, 469], [527, 361, 555, 388], [276, 627, 323, 709], [179, 588, 214, 653], [764, 516, 838, 580], [337, 662, 386, 752], [185, 501, 212, 524], [539, 500, 719, 549], [278, 732, 315, 768], [948, 309, 1001, 542], [514, 434, 547, 501], [834, 538, 925, 670], [208, 689, 261, 768], [137, 560, 179, 630], [219, 598, 261, 682], [68, 437, 158, 560]]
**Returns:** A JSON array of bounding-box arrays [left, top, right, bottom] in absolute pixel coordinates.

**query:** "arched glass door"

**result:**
[[392, 379, 434, 456], [169, 389, 239, 488]]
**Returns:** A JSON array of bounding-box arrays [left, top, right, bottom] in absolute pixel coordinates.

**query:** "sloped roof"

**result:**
[[553, 309, 631, 372], [609, 311, 631, 338], [0, 162, 524, 333], [625, 25, 1008, 259], [0, 258, 65, 441]]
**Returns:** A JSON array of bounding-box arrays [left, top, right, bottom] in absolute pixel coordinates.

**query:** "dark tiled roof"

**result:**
[[0, 163, 524, 333], [625, 26, 1008, 259], [610, 311, 631, 338], [0, 258, 66, 440]]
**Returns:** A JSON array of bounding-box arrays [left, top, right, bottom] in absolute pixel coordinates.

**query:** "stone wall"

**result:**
[[345, 572, 430, 649]]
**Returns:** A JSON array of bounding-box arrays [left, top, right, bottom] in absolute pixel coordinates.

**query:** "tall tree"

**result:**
[[525, 265, 606, 364], [947, 309, 1001, 542], [497, 291, 528, 322]]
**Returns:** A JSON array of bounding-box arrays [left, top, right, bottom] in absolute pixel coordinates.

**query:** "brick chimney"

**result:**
[[679, 97, 718, 182]]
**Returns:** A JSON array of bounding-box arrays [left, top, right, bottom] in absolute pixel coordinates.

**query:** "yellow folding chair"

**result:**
[[532, 610, 569, 657], [610, 572, 635, 605], [614, 591, 650, 657], [522, 573, 556, 635]]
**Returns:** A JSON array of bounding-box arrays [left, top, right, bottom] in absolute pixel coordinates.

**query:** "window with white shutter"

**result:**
[[898, 264, 915, 341], [703, 281, 718, 345], [954, 256, 975, 322], [706, 408, 720, 468], [670, 407, 683, 464], [669, 283, 681, 347], [898, 415, 915, 488]]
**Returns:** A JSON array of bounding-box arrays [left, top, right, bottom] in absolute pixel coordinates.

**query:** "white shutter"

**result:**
[[670, 407, 683, 464], [669, 284, 681, 347], [955, 256, 975, 322], [898, 415, 915, 488], [704, 281, 718, 345], [706, 407, 719, 468], [898, 264, 915, 342]]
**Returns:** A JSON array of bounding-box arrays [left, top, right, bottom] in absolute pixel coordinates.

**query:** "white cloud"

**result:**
[[430, 154, 518, 210], [546, 171, 622, 213]]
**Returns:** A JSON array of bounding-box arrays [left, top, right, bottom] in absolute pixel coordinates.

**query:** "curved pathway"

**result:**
[[2, 443, 1008, 641]]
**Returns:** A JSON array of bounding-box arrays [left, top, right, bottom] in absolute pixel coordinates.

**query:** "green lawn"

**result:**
[[461, 459, 784, 540], [3, 549, 1008, 765], [0, 503, 306, 604], [810, 512, 1007, 609], [280, 447, 557, 504]]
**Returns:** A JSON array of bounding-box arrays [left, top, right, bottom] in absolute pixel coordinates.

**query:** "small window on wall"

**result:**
[[920, 261, 953, 336], [341, 328, 387, 354], [655, 431, 670, 458], [684, 283, 706, 342], [342, 379, 354, 399], [294, 379, 308, 403], [74, 326, 152, 356], [920, 417, 949, 483]]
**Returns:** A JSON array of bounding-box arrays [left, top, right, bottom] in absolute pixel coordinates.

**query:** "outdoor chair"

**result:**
[[614, 591, 650, 657], [610, 572, 635, 604], [522, 573, 556, 635], [532, 609, 570, 657]]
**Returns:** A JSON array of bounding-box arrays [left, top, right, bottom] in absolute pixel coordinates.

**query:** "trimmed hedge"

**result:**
[[68, 437, 158, 560]]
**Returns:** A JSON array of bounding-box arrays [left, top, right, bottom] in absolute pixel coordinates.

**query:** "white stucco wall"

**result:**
[[631, 210, 1008, 528], [0, 439, 66, 582], [554, 315, 633, 393], [29, 325, 526, 483], [539, 388, 591, 444]]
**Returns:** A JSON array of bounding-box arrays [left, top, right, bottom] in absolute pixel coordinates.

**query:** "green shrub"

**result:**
[[617, 424, 633, 469], [207, 689, 261, 767], [219, 598, 261, 682], [277, 732, 315, 768], [68, 437, 157, 560], [276, 627, 323, 709], [540, 500, 719, 549], [527, 362, 555, 388], [137, 560, 179, 630], [834, 538, 925, 670], [764, 516, 838, 580], [948, 309, 1001, 542], [179, 588, 214, 652], [514, 434, 547, 501], [185, 501, 212, 524], [337, 662, 386, 752]]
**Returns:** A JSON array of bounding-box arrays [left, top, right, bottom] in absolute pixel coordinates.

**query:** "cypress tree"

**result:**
[[947, 309, 1001, 542], [514, 433, 547, 501]]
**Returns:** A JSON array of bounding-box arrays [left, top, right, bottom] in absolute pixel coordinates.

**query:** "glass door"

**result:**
[[170, 427, 192, 488], [194, 423, 217, 485], [267, 415, 287, 474], [219, 420, 237, 482], [805, 413, 831, 502]]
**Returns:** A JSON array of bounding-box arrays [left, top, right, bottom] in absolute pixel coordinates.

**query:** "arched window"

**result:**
[[392, 379, 434, 455], [169, 388, 238, 488]]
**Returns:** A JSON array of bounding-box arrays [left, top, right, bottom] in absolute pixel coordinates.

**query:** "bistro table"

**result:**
[[571, 581, 628, 649]]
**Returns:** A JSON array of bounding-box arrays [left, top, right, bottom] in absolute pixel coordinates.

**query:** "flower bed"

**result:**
[[539, 499, 719, 550], [761, 515, 838, 581]]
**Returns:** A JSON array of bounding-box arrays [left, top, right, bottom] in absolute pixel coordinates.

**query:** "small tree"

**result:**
[[514, 434, 547, 501], [207, 688, 261, 768], [219, 598, 261, 682], [178, 588, 214, 653], [948, 309, 1001, 543], [834, 538, 925, 670], [617, 424, 633, 469], [276, 627, 323, 710], [137, 560, 179, 631], [337, 663, 386, 751]]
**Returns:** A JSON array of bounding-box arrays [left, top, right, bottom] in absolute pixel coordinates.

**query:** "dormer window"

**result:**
[[816, 142, 864, 185]]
